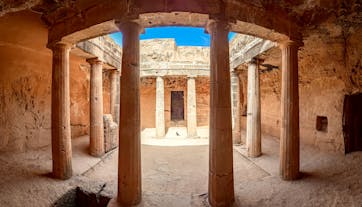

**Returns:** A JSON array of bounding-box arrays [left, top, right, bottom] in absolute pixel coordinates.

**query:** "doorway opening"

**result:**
[[171, 91, 185, 121], [343, 93, 362, 153]]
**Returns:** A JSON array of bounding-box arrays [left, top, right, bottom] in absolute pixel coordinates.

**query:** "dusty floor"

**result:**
[[0, 131, 362, 207]]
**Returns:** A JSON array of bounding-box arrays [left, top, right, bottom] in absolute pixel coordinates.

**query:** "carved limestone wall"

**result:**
[[77, 35, 268, 77], [140, 39, 210, 77], [75, 35, 122, 70], [236, 18, 362, 152], [0, 11, 112, 152]]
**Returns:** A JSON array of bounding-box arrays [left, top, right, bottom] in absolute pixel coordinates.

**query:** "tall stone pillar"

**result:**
[[231, 71, 241, 144], [187, 76, 198, 137], [51, 43, 72, 180], [113, 21, 143, 206], [110, 70, 120, 124], [155, 76, 165, 137], [88, 58, 104, 157], [207, 20, 235, 206], [280, 41, 300, 180], [240, 73, 248, 117], [246, 58, 261, 158]]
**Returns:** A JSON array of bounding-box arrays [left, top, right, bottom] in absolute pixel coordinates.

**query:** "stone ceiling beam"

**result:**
[[140, 68, 209, 78], [230, 39, 276, 69]]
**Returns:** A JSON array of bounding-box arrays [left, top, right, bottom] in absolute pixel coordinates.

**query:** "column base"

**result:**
[[281, 172, 301, 181], [232, 131, 241, 144], [89, 150, 105, 158], [208, 171, 235, 207], [247, 153, 262, 158], [107, 198, 121, 207], [188, 135, 200, 139], [107, 197, 142, 207], [52, 171, 72, 180]]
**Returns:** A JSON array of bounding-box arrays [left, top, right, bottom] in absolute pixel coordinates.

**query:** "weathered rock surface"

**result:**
[[240, 15, 362, 152], [0, 0, 361, 153], [103, 114, 118, 153]]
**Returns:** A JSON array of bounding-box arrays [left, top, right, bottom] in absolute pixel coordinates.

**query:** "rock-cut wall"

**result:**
[[0, 11, 112, 152], [139, 39, 210, 130], [236, 18, 362, 152]]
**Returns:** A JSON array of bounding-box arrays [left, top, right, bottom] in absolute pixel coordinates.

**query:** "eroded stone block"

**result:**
[[103, 114, 118, 153]]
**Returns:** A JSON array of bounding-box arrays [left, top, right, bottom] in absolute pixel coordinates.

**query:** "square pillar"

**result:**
[[155, 76, 165, 137], [240, 73, 248, 117], [231, 71, 241, 144], [187, 76, 198, 137], [110, 70, 120, 125]]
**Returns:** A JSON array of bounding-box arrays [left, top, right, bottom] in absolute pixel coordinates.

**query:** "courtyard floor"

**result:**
[[0, 131, 362, 207]]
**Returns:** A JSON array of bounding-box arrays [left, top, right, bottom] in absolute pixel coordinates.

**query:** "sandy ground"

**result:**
[[0, 131, 362, 207], [141, 127, 209, 146]]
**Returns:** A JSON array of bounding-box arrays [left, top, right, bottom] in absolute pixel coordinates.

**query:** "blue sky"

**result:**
[[110, 26, 236, 47]]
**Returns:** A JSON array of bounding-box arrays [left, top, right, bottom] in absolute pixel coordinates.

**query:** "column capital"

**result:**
[[279, 39, 303, 49], [231, 68, 240, 74], [187, 75, 197, 79], [116, 21, 144, 34], [87, 57, 103, 65], [48, 41, 74, 50], [111, 69, 120, 75], [205, 19, 230, 34], [156, 76, 164, 80], [247, 57, 264, 65]]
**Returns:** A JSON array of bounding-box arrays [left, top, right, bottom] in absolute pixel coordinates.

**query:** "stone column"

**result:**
[[155, 76, 165, 137], [114, 21, 142, 206], [246, 58, 261, 157], [280, 41, 300, 180], [207, 20, 235, 206], [110, 70, 120, 124], [88, 58, 104, 157], [51, 43, 72, 180], [240, 72, 248, 117], [231, 71, 241, 144], [187, 76, 198, 137]]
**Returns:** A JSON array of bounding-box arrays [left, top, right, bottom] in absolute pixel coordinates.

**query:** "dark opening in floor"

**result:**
[[53, 186, 111, 207]]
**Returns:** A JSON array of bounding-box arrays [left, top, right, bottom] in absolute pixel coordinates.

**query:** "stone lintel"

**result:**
[[76, 37, 121, 70], [140, 68, 209, 78], [230, 39, 276, 69]]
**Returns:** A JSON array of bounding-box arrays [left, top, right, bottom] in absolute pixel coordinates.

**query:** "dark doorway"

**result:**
[[343, 93, 362, 154], [171, 91, 184, 121]]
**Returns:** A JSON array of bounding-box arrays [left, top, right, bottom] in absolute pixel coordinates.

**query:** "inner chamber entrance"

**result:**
[[171, 91, 185, 121]]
